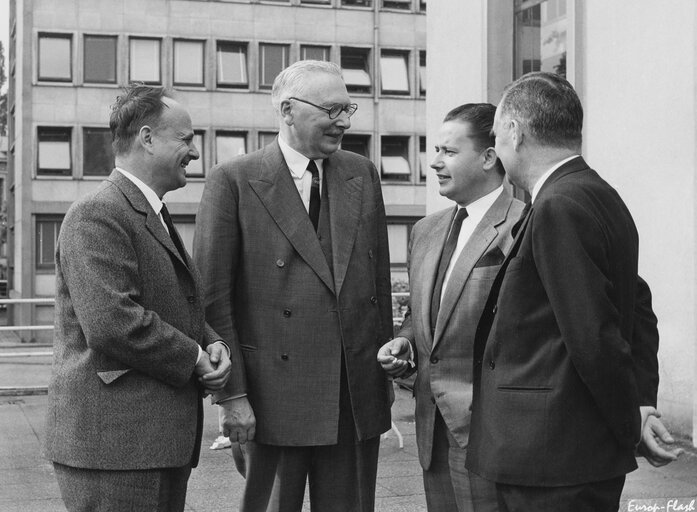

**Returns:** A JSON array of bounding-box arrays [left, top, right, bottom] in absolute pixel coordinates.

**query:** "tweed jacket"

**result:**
[[194, 141, 393, 446], [44, 170, 219, 470], [397, 189, 524, 469]]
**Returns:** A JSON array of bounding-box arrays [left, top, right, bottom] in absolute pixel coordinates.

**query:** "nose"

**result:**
[[189, 143, 200, 161], [430, 153, 442, 170], [334, 111, 351, 129]]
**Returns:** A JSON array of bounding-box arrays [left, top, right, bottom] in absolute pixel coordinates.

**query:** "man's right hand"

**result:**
[[221, 396, 256, 444], [377, 337, 412, 377]]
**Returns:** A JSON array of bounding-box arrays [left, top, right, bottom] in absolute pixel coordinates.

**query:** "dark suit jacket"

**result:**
[[44, 170, 219, 470], [194, 141, 393, 446], [397, 190, 524, 470], [467, 157, 659, 486]]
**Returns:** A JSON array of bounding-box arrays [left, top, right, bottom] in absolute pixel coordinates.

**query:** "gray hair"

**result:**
[[271, 60, 343, 111]]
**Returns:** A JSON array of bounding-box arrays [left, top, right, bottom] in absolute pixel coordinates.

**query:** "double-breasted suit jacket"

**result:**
[[194, 141, 393, 445], [397, 190, 524, 469], [467, 157, 659, 486], [45, 170, 220, 470]]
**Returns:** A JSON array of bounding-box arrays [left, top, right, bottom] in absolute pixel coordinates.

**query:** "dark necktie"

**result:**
[[307, 160, 321, 232], [160, 203, 188, 265], [430, 207, 468, 328]]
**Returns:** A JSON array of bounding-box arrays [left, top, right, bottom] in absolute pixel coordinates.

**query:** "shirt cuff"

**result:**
[[216, 393, 248, 404], [196, 345, 203, 364]]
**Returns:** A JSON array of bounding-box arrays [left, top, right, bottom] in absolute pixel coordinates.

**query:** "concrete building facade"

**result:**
[[427, 0, 697, 443], [7, 0, 427, 339]]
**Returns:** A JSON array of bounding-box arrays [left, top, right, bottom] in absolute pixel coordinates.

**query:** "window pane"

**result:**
[[342, 0, 373, 5], [84, 35, 116, 84], [514, 0, 567, 79], [381, 136, 410, 180], [174, 40, 204, 86], [301, 45, 330, 62], [217, 42, 248, 87], [419, 51, 426, 95], [187, 132, 205, 176], [341, 134, 370, 158], [419, 135, 427, 181], [38, 128, 72, 176], [382, 0, 411, 9], [130, 38, 161, 84], [39, 35, 71, 81], [387, 224, 408, 264], [380, 51, 410, 94], [301, 0, 330, 3], [36, 217, 63, 268], [419, 0, 426, 11], [258, 131, 278, 149], [341, 48, 371, 93], [83, 127, 114, 176], [216, 132, 247, 163], [259, 44, 289, 89]]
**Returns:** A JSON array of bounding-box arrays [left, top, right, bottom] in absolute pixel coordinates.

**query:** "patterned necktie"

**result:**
[[430, 207, 468, 328], [160, 203, 188, 265], [307, 160, 321, 231]]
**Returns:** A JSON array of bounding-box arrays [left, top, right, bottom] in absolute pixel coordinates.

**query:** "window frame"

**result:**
[[380, 49, 411, 96], [340, 46, 372, 95], [83, 34, 117, 84], [35, 215, 64, 270], [38, 32, 73, 83], [37, 127, 72, 177], [173, 38, 206, 87], [216, 41, 249, 89], [300, 45, 331, 62], [215, 130, 248, 164], [257, 131, 278, 150], [259, 43, 290, 90], [341, 133, 371, 159], [129, 36, 162, 85], [418, 50, 426, 97], [380, 135, 412, 182]]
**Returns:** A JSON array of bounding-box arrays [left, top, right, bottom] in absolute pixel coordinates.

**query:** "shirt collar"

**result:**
[[278, 134, 324, 178], [458, 185, 503, 219], [531, 155, 581, 203], [116, 167, 164, 215]]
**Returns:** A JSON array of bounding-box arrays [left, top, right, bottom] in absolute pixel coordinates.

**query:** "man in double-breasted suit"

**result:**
[[194, 60, 393, 512], [379, 104, 523, 512], [44, 84, 231, 512], [465, 72, 669, 511]]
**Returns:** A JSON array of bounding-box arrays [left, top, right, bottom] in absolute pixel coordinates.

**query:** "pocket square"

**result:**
[[474, 247, 505, 268], [97, 369, 131, 384]]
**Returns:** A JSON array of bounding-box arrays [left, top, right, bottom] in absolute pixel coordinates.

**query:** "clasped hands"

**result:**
[[194, 341, 232, 395]]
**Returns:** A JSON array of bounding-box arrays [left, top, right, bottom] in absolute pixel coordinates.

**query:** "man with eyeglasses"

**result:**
[[194, 60, 393, 512]]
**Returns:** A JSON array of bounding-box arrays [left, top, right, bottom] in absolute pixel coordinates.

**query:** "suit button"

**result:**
[[489, 360, 495, 370], [281, 354, 289, 361], [430, 356, 438, 364], [430, 396, 436, 404], [276, 259, 285, 268], [283, 309, 292, 317], [368, 249, 374, 259], [187, 296, 195, 303], [370, 296, 377, 304]]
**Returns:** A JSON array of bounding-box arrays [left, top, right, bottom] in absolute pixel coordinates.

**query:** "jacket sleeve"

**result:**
[[632, 275, 659, 407], [193, 164, 248, 398]]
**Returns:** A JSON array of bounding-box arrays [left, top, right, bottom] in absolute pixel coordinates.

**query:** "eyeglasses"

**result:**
[[288, 97, 358, 120]]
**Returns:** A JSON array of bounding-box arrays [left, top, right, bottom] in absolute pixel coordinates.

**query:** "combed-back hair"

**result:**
[[443, 103, 504, 175], [499, 71, 583, 150], [271, 60, 343, 111], [110, 83, 173, 155]]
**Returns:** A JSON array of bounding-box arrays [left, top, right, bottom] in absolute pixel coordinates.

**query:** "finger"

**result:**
[[248, 426, 256, 442]]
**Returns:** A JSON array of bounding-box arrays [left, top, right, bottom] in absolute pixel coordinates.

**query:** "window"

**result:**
[[381, 136, 410, 181], [382, 0, 411, 9], [84, 35, 117, 84], [387, 224, 409, 266], [380, 50, 410, 95], [38, 33, 72, 82], [36, 216, 63, 269], [419, 51, 426, 96], [186, 131, 205, 177], [341, 134, 370, 158], [341, 47, 371, 94], [300, 45, 330, 62], [514, 0, 567, 79], [419, 136, 427, 181], [342, 0, 372, 5], [37, 127, 72, 176], [174, 39, 204, 87], [129, 37, 161, 84], [258, 131, 278, 149], [301, 0, 330, 3], [216, 131, 247, 163], [83, 127, 114, 177], [259, 43, 289, 89], [217, 42, 248, 88], [419, 0, 426, 12]]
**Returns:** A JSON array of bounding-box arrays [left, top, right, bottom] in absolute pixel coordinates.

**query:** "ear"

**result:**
[[481, 147, 498, 171], [139, 125, 155, 153], [510, 119, 524, 151], [280, 100, 294, 126]]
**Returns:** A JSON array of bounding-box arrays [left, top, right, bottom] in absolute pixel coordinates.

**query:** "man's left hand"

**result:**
[[199, 341, 231, 392], [637, 406, 683, 467]]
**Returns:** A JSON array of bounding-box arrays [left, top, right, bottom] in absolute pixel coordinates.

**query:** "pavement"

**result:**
[[1, 344, 697, 511]]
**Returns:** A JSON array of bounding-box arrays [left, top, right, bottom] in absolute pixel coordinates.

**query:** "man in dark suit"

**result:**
[[194, 60, 393, 512], [378, 104, 523, 512], [465, 72, 671, 511], [44, 84, 231, 512]]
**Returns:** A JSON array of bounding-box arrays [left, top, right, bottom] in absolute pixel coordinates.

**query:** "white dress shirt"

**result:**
[[278, 135, 324, 212]]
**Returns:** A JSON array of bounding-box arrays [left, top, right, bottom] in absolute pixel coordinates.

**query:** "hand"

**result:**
[[199, 342, 231, 392], [637, 408, 683, 467], [377, 337, 412, 377], [221, 396, 256, 444]]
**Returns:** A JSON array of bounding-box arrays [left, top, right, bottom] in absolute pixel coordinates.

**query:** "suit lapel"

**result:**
[[432, 192, 512, 350], [325, 155, 362, 297], [109, 170, 190, 269], [248, 143, 335, 293]]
